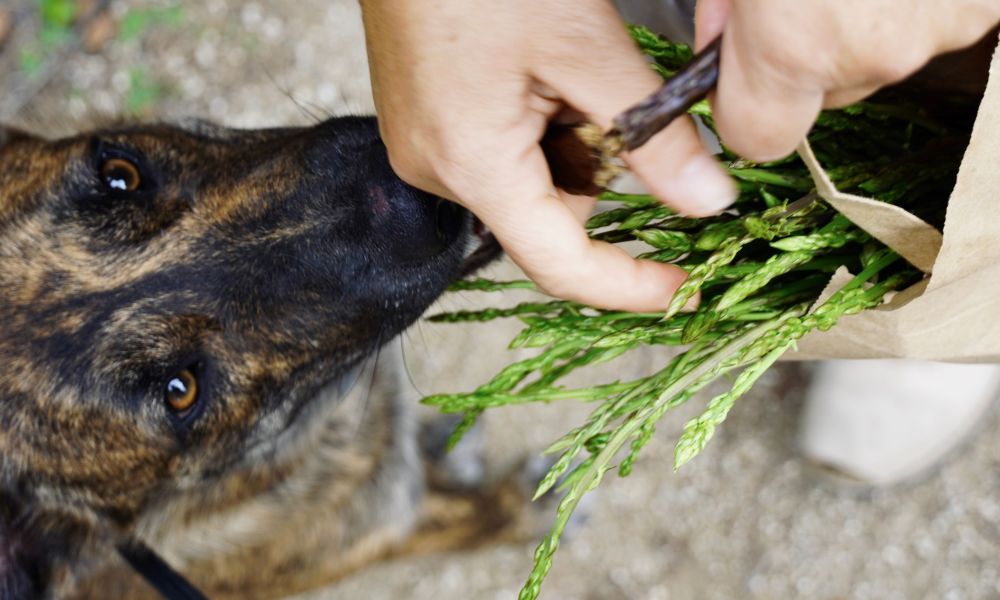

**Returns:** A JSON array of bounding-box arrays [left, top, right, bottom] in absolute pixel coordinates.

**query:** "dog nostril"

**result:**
[[434, 199, 463, 242]]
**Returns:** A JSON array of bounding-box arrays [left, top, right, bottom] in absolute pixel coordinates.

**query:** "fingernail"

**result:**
[[667, 155, 737, 217], [681, 292, 701, 312]]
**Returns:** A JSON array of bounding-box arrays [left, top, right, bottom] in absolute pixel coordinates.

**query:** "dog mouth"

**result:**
[[279, 212, 497, 435], [460, 217, 502, 277]]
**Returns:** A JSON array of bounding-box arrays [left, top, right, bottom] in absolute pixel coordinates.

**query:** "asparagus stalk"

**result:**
[[423, 27, 970, 599]]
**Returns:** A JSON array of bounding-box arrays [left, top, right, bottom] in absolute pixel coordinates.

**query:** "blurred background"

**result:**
[[2, 1, 1000, 599]]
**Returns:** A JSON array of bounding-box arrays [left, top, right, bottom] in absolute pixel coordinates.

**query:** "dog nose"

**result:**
[[304, 116, 469, 264], [372, 189, 466, 263], [366, 148, 466, 263]]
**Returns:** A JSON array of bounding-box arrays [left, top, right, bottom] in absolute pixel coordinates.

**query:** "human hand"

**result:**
[[695, 0, 1000, 160], [360, 0, 736, 312]]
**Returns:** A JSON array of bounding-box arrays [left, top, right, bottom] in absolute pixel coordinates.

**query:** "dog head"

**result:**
[[0, 117, 494, 595]]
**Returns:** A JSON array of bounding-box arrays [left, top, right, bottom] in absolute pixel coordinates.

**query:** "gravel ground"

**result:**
[[3, 2, 999, 599]]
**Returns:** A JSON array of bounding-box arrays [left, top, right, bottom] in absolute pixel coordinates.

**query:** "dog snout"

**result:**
[[362, 141, 467, 264], [294, 117, 469, 264]]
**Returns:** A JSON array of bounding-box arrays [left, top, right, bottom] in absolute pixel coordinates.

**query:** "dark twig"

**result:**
[[610, 36, 722, 151]]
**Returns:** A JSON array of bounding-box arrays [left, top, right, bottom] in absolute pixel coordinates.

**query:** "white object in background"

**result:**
[[799, 359, 1000, 486]]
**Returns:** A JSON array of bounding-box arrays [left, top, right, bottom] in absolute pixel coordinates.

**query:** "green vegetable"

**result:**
[[423, 26, 971, 599]]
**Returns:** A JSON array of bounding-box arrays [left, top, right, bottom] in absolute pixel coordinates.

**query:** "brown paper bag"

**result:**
[[788, 38, 1000, 363]]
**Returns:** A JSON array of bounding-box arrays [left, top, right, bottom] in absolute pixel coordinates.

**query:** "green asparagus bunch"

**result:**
[[424, 27, 975, 600]]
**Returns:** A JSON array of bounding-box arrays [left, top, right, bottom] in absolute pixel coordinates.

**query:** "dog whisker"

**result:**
[[398, 330, 430, 399]]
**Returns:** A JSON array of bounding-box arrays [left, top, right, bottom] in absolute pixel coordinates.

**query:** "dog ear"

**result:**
[[0, 506, 44, 600]]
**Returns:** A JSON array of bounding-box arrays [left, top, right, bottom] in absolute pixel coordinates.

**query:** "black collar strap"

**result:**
[[117, 540, 210, 600]]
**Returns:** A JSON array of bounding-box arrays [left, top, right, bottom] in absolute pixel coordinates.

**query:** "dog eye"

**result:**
[[165, 369, 198, 416], [100, 157, 142, 192]]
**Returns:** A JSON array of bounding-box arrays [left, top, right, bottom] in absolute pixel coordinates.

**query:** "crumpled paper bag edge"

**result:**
[[784, 35, 1000, 362]]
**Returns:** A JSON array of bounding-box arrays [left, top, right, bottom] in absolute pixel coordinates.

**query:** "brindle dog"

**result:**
[[0, 117, 536, 599]]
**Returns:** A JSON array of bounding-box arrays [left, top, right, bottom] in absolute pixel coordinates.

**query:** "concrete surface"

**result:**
[[3, 1, 999, 598]]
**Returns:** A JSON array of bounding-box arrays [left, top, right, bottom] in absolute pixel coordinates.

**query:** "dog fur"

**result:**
[[0, 116, 534, 599]]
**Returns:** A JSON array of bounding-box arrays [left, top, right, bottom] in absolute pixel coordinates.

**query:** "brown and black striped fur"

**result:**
[[0, 118, 534, 599]]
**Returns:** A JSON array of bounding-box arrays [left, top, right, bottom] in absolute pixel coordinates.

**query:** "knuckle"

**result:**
[[532, 258, 595, 303], [851, 30, 931, 86], [864, 47, 927, 86], [717, 111, 795, 163], [537, 277, 585, 303], [384, 146, 425, 187], [428, 136, 499, 198], [383, 127, 465, 193]]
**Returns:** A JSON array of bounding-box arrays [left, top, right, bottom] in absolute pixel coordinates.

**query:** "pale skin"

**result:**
[[360, 0, 1000, 312]]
